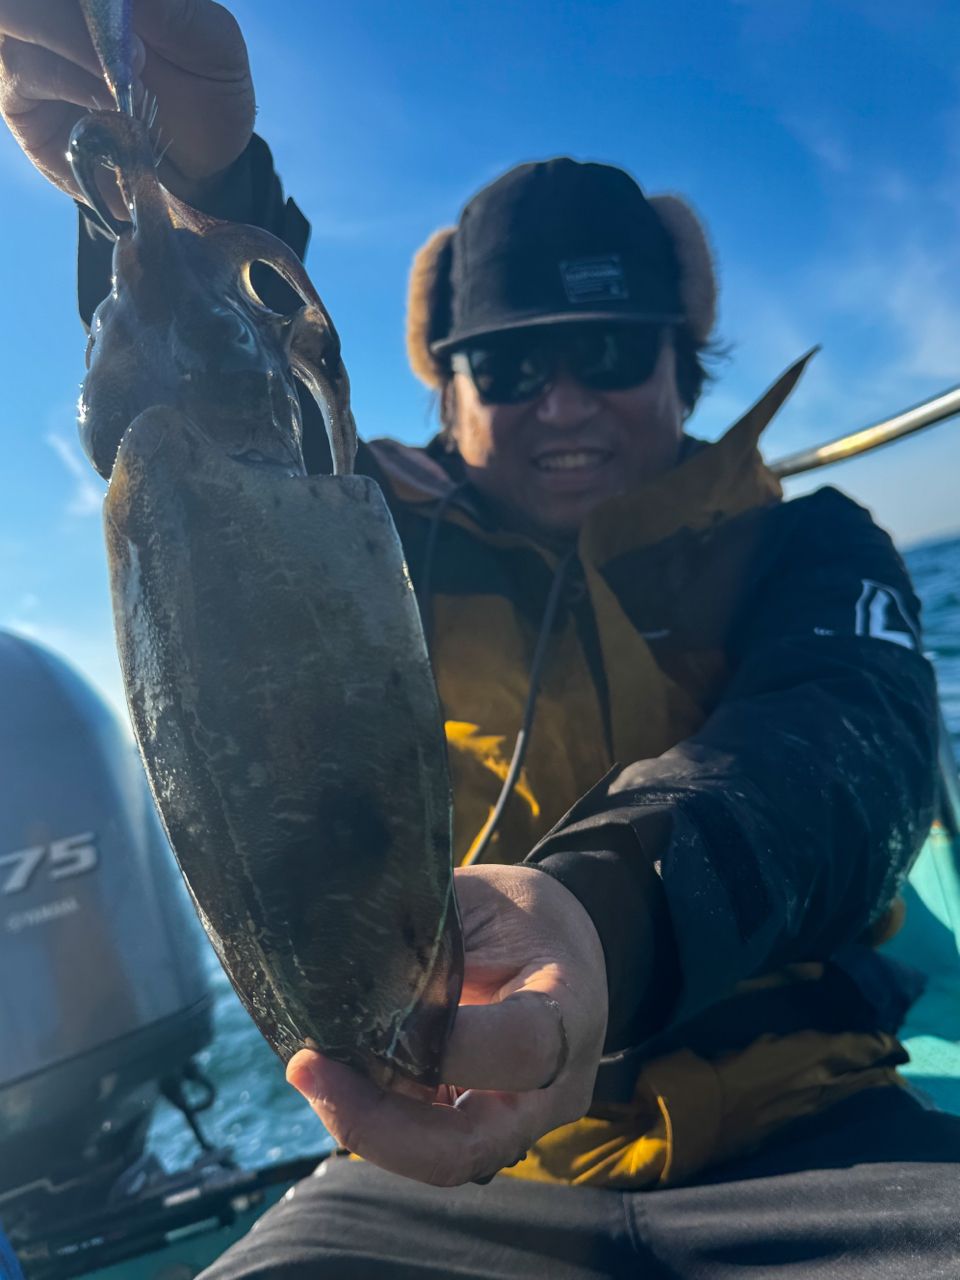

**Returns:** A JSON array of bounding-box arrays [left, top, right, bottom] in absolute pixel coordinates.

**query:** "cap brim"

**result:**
[[430, 308, 685, 355]]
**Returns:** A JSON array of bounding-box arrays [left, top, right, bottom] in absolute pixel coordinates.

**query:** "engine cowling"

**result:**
[[0, 630, 212, 1210]]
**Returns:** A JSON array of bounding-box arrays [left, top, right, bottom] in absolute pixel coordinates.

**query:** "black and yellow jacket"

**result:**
[[77, 139, 940, 1190]]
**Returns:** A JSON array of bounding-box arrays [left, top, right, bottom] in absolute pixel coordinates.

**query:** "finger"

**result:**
[[442, 991, 569, 1092], [287, 1051, 553, 1187], [0, 0, 103, 79], [132, 3, 254, 183], [133, 0, 248, 79], [0, 37, 113, 115], [0, 95, 126, 217], [1, 96, 89, 195]]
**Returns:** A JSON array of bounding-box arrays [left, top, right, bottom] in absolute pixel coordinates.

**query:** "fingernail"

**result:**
[[536, 995, 569, 1089], [286, 1049, 322, 1102]]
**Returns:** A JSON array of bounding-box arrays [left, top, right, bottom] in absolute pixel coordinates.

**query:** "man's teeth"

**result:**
[[535, 450, 610, 471]]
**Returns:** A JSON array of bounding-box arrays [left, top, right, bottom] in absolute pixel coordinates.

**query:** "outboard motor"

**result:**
[[0, 631, 213, 1230]]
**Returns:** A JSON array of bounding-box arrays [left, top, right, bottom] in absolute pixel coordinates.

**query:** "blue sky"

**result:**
[[1, 0, 959, 713]]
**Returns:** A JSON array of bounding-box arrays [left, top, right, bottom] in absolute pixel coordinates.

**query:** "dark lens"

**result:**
[[567, 326, 664, 391], [460, 338, 551, 404], [455, 326, 664, 403]]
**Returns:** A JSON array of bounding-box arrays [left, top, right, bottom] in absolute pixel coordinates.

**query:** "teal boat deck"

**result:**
[[882, 819, 960, 1115]]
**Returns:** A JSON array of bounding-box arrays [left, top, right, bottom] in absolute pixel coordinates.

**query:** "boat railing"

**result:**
[[769, 383, 960, 479]]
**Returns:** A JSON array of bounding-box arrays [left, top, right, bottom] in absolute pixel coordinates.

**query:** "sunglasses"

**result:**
[[449, 324, 668, 405]]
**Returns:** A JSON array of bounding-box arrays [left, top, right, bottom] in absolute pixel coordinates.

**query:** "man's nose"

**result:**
[[534, 371, 600, 428]]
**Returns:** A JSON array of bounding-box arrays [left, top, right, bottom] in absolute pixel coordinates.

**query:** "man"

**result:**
[[3, 3, 960, 1276]]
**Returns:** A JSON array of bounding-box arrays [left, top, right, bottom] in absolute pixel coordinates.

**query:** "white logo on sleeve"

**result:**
[[854, 579, 921, 650]]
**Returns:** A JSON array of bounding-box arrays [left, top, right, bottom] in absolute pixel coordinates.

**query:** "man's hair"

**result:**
[[674, 324, 715, 415]]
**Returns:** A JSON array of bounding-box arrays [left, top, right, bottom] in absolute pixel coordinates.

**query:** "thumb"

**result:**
[[133, 0, 249, 77], [442, 991, 570, 1092]]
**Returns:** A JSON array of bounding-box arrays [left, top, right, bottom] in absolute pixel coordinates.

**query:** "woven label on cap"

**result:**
[[560, 255, 628, 304]]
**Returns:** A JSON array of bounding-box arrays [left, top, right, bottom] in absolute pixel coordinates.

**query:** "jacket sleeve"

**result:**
[[76, 136, 333, 474], [527, 488, 940, 1047]]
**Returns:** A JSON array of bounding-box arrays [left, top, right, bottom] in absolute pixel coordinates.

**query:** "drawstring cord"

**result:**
[[416, 484, 575, 868], [417, 482, 467, 652], [461, 548, 575, 867]]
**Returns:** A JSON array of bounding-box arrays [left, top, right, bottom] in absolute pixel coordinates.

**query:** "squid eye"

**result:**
[[219, 308, 257, 351], [235, 324, 257, 351]]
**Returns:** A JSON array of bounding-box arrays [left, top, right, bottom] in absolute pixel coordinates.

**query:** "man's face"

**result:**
[[448, 329, 686, 538]]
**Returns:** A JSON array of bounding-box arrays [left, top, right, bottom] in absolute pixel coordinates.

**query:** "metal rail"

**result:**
[[769, 383, 960, 479]]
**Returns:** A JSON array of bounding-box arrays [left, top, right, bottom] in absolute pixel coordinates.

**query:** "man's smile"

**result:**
[[532, 447, 614, 473], [530, 447, 617, 495]]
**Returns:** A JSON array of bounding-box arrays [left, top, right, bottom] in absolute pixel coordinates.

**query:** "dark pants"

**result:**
[[199, 1087, 960, 1278]]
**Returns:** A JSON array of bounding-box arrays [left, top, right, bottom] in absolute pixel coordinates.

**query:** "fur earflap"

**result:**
[[406, 226, 456, 388], [648, 194, 717, 345]]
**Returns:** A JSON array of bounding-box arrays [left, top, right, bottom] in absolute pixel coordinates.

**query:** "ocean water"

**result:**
[[147, 533, 960, 1175], [908, 535, 960, 747]]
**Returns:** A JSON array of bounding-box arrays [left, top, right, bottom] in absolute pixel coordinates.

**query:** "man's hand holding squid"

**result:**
[[287, 864, 608, 1187], [0, 0, 253, 212]]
